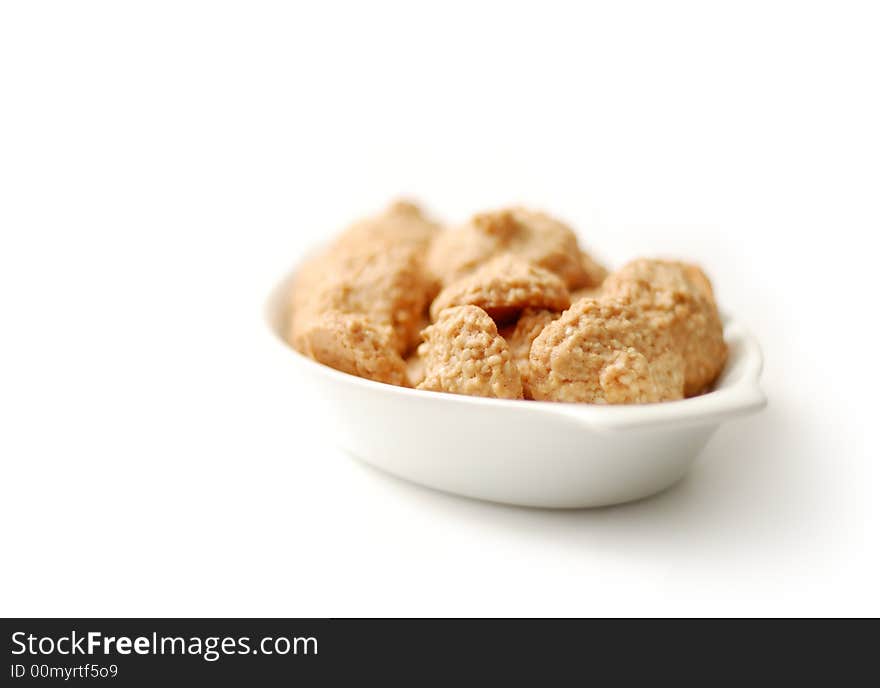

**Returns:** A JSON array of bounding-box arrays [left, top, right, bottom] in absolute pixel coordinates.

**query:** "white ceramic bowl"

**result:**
[[265, 269, 766, 508]]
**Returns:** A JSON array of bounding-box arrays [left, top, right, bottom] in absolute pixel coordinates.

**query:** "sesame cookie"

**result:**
[[336, 199, 440, 252], [291, 310, 408, 387], [528, 297, 685, 404], [426, 208, 604, 290], [290, 202, 439, 356], [429, 254, 571, 322], [417, 305, 524, 399], [602, 259, 727, 396]]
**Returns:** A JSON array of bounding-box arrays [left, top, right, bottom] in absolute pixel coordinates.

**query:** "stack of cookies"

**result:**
[[288, 202, 727, 404]]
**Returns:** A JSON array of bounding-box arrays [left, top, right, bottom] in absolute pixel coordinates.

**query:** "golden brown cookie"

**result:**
[[603, 259, 727, 396], [528, 297, 685, 404], [336, 199, 440, 252], [291, 310, 408, 386], [504, 308, 559, 399], [426, 208, 604, 290], [429, 254, 570, 322], [290, 201, 439, 357], [417, 305, 524, 399]]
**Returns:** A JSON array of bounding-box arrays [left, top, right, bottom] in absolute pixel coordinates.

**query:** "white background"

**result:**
[[1, 1, 877, 617]]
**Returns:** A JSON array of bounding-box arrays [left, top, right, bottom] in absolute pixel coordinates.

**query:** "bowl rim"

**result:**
[[264, 264, 766, 433]]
